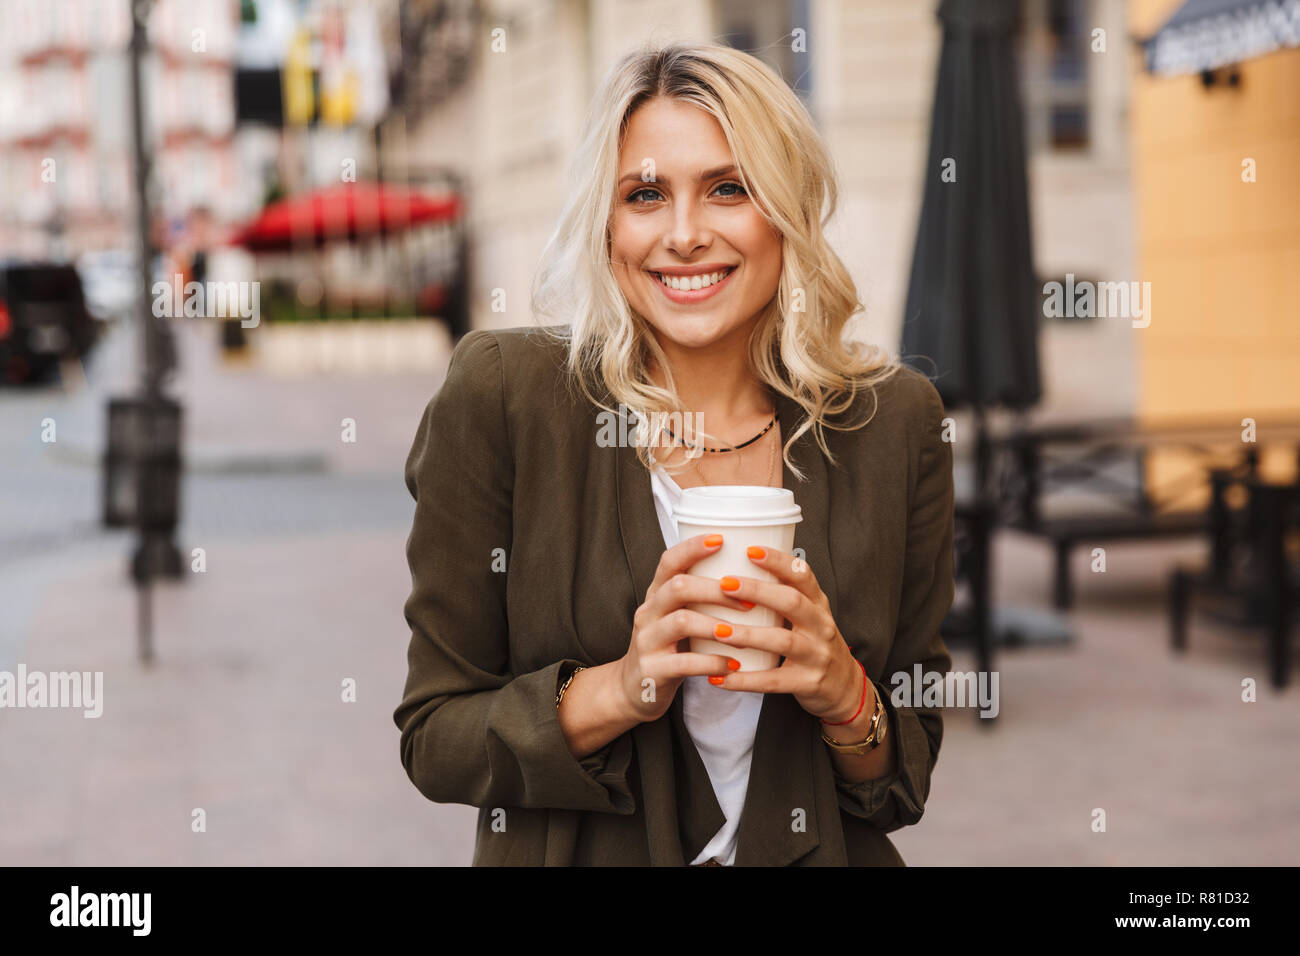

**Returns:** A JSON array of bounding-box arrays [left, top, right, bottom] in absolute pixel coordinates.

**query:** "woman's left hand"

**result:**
[[711, 546, 868, 723]]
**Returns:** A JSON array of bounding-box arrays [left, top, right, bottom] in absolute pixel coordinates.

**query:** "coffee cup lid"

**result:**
[[673, 485, 803, 526]]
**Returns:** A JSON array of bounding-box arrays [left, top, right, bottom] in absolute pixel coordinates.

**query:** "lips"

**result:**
[[646, 265, 738, 304], [649, 266, 735, 291]]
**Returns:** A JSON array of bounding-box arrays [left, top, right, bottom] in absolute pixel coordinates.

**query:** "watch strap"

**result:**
[[820, 686, 887, 754]]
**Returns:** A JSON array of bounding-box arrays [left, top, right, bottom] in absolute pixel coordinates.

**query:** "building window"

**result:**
[[713, 0, 812, 105], [1020, 0, 1091, 153]]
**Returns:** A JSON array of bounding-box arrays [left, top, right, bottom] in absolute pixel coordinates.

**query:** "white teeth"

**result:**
[[655, 268, 732, 291]]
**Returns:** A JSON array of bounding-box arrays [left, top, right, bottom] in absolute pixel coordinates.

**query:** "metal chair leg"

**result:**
[[1170, 568, 1189, 653], [1270, 597, 1290, 690], [1250, 482, 1292, 690], [1053, 541, 1072, 610]]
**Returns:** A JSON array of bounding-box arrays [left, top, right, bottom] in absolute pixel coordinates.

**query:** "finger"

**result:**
[[706, 666, 794, 694], [743, 545, 825, 606], [649, 533, 725, 593], [709, 621, 807, 661], [717, 574, 824, 635], [646, 572, 753, 621], [653, 652, 740, 681], [643, 607, 745, 652]]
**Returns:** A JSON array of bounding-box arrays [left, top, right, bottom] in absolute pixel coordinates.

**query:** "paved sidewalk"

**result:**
[[0, 528, 477, 866], [894, 534, 1300, 866], [1, 318, 479, 865], [2, 525, 1297, 865], [48, 318, 449, 475]]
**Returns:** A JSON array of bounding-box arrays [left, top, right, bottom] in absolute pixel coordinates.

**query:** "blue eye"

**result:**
[[624, 182, 748, 204], [626, 187, 663, 204]]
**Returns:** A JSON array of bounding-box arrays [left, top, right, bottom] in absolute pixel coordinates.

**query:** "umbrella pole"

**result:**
[[974, 403, 990, 502]]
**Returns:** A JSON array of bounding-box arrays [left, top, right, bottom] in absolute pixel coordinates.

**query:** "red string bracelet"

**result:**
[[819, 659, 868, 726]]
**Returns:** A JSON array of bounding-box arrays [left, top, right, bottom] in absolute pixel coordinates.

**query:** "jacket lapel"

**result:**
[[614, 407, 728, 862], [668, 691, 730, 860], [613, 402, 669, 613], [614, 386, 839, 866], [733, 387, 835, 865]]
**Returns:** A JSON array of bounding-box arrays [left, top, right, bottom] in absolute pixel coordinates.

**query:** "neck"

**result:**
[[648, 334, 772, 428]]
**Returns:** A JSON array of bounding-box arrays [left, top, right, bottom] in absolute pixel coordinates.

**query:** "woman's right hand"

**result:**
[[615, 533, 753, 723]]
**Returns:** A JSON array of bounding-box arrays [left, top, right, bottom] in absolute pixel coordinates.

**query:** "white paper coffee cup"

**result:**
[[674, 485, 803, 672]]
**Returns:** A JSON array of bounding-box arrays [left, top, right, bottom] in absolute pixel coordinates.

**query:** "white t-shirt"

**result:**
[[647, 460, 764, 867]]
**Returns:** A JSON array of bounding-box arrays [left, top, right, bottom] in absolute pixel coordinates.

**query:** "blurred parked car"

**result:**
[[77, 248, 138, 322], [0, 260, 101, 385]]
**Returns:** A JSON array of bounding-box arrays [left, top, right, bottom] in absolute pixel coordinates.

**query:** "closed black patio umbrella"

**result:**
[[902, 0, 1042, 499], [901, 0, 1055, 686]]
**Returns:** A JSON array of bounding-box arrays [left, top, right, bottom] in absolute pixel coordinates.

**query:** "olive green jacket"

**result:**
[[394, 326, 955, 866]]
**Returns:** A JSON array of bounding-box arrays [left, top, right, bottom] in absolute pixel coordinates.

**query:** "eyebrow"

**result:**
[[617, 164, 738, 188]]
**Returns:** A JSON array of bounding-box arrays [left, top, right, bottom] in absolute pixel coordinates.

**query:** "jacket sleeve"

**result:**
[[393, 329, 636, 814], [835, 373, 955, 831]]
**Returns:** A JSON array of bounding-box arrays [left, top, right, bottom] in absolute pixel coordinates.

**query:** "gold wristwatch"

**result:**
[[820, 687, 888, 755]]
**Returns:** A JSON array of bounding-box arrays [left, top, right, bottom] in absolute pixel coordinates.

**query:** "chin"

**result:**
[[646, 313, 743, 351]]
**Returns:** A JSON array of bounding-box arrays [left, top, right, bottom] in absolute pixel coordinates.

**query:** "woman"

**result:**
[[394, 42, 954, 866]]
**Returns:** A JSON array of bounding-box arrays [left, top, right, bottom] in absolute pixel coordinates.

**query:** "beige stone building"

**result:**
[[0, 0, 240, 259]]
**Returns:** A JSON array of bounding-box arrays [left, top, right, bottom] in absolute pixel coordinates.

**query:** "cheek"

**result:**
[[608, 227, 650, 304], [610, 208, 652, 245], [609, 222, 650, 272], [742, 224, 782, 293], [737, 216, 781, 264]]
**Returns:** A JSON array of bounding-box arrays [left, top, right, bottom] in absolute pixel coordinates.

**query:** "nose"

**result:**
[[662, 197, 710, 258]]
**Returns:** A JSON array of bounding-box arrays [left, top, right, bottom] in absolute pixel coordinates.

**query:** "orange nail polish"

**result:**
[[740, 600, 755, 610], [714, 622, 732, 638], [708, 675, 725, 685], [720, 576, 740, 591], [704, 534, 723, 547], [747, 546, 766, 560], [727, 658, 741, 671]]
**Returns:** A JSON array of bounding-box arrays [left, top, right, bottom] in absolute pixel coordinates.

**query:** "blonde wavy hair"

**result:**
[[532, 41, 899, 481]]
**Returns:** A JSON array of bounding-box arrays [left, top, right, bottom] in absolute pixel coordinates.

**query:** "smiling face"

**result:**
[[609, 96, 782, 357]]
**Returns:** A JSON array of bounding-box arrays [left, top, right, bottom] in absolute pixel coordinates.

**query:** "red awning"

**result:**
[[229, 182, 461, 251]]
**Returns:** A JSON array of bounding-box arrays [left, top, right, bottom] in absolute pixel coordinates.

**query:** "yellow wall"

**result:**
[[1129, 0, 1300, 492]]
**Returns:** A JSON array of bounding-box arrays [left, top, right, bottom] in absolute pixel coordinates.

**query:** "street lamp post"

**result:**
[[109, 0, 183, 662]]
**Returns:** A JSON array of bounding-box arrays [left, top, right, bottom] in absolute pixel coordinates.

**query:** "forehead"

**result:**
[[619, 97, 733, 171]]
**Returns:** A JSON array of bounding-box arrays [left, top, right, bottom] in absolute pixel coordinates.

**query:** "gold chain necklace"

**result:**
[[691, 422, 777, 487]]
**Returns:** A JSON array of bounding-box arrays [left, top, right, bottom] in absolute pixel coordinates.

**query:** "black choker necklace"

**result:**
[[660, 411, 778, 454]]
